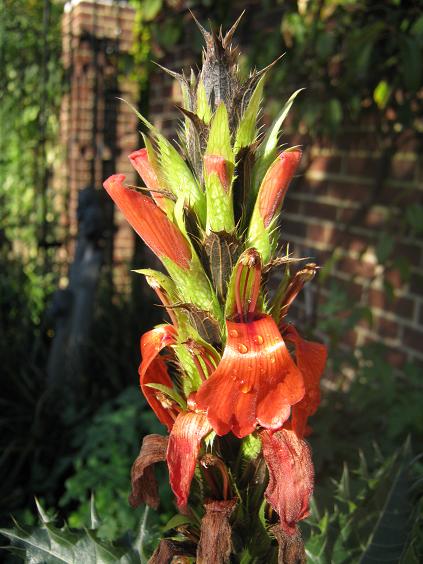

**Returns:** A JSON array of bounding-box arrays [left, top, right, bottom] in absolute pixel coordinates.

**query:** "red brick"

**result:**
[[409, 272, 423, 296], [345, 156, 380, 177], [324, 181, 370, 202], [385, 347, 406, 368], [390, 158, 416, 182], [338, 256, 375, 278], [282, 218, 307, 239], [302, 201, 337, 221], [366, 289, 415, 319], [308, 156, 342, 174], [403, 327, 423, 350], [283, 198, 303, 215], [374, 315, 399, 339]]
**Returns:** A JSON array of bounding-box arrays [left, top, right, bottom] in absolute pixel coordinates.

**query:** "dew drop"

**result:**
[[241, 382, 252, 393], [270, 356, 276, 364], [254, 334, 264, 345], [229, 329, 239, 338], [238, 343, 248, 354]]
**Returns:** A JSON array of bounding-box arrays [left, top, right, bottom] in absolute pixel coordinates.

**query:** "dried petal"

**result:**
[[271, 525, 306, 564], [279, 263, 317, 320], [148, 539, 194, 564], [167, 411, 212, 509], [258, 150, 302, 228], [103, 174, 191, 269], [196, 314, 305, 438], [283, 325, 327, 438], [129, 434, 168, 509], [197, 498, 237, 564], [261, 429, 314, 536], [139, 326, 178, 431]]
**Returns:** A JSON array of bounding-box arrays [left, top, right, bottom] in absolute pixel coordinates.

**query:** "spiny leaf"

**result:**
[[196, 79, 212, 124], [206, 103, 233, 163], [253, 88, 304, 192], [234, 74, 266, 153]]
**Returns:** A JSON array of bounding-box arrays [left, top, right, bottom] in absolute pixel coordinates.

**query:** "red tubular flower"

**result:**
[[258, 149, 302, 227], [103, 174, 191, 268], [261, 428, 314, 536], [129, 148, 169, 211], [196, 249, 305, 438], [204, 154, 231, 192], [139, 325, 178, 431], [283, 324, 327, 438], [196, 315, 305, 438], [167, 411, 212, 510]]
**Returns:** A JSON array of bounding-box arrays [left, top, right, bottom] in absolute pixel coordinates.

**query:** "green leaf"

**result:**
[[206, 103, 233, 163], [144, 383, 187, 410], [373, 80, 391, 109], [140, 0, 162, 22], [405, 203, 423, 234], [0, 500, 140, 563], [241, 434, 262, 461], [253, 88, 304, 192], [234, 74, 266, 153], [155, 135, 206, 226], [162, 514, 193, 532], [196, 80, 212, 124], [375, 233, 395, 263], [359, 439, 414, 563]]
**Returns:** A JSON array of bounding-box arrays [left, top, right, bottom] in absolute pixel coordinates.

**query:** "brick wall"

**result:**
[[283, 134, 422, 369], [60, 0, 138, 282], [59, 3, 423, 367], [144, 11, 423, 369]]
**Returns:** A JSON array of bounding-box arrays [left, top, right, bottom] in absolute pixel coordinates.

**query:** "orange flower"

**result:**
[[258, 149, 302, 227], [196, 249, 305, 438], [139, 326, 212, 510], [139, 325, 178, 431], [103, 174, 191, 268], [195, 315, 305, 438], [129, 148, 169, 211], [283, 324, 327, 438]]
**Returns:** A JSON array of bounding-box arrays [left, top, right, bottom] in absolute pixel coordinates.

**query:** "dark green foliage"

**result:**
[[0, 499, 158, 563], [304, 440, 423, 563]]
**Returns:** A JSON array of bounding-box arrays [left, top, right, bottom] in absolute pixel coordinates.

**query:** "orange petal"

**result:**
[[261, 428, 314, 536], [167, 411, 212, 510], [258, 150, 302, 227], [129, 148, 168, 211], [283, 324, 327, 438], [103, 174, 191, 268], [139, 326, 178, 431], [204, 154, 231, 192], [196, 314, 305, 438]]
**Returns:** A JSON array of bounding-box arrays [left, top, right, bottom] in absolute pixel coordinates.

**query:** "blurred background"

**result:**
[[1, 0, 423, 553]]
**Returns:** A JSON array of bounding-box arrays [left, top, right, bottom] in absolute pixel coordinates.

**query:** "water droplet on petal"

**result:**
[[254, 334, 264, 345], [270, 356, 276, 364], [238, 343, 248, 354], [241, 381, 252, 393], [229, 329, 239, 338]]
